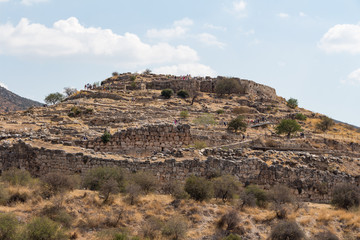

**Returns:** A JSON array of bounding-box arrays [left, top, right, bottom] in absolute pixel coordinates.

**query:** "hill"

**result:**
[[0, 72, 359, 239], [0, 86, 43, 112]]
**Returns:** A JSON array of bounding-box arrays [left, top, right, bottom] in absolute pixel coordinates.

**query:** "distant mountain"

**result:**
[[0, 86, 43, 112]]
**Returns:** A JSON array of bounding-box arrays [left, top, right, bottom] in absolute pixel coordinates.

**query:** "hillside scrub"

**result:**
[[215, 78, 244, 96], [275, 119, 302, 138], [287, 98, 298, 109], [184, 176, 213, 202]]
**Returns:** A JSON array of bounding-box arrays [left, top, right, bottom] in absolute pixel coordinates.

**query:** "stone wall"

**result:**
[[77, 124, 192, 154], [1, 141, 359, 203]]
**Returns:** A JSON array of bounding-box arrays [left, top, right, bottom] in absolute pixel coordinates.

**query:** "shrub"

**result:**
[[63, 87, 77, 97], [131, 171, 157, 194], [177, 90, 189, 99], [215, 78, 244, 96], [125, 183, 142, 205], [213, 175, 239, 202], [217, 210, 240, 232], [316, 116, 334, 132], [44, 92, 64, 105], [287, 98, 298, 109], [162, 216, 188, 240], [193, 114, 217, 126], [245, 185, 267, 208], [223, 234, 242, 240], [100, 179, 120, 203], [23, 217, 67, 240], [184, 176, 213, 202], [40, 173, 77, 198], [141, 216, 163, 239], [101, 130, 111, 144], [232, 107, 249, 115], [331, 183, 360, 210], [40, 205, 73, 228], [269, 221, 304, 240], [269, 185, 294, 205], [275, 119, 302, 138], [228, 116, 247, 133], [143, 69, 152, 74], [294, 113, 307, 121], [315, 230, 339, 240], [238, 191, 256, 209], [0, 213, 19, 240], [112, 72, 119, 77], [68, 106, 81, 117], [162, 180, 189, 200], [0, 185, 9, 205], [216, 109, 225, 115], [82, 167, 125, 192], [161, 89, 174, 99], [179, 110, 189, 119], [130, 75, 137, 81], [193, 140, 207, 149], [1, 168, 33, 186], [7, 192, 29, 205]]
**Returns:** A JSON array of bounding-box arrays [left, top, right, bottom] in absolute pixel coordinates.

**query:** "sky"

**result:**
[[0, 0, 360, 126]]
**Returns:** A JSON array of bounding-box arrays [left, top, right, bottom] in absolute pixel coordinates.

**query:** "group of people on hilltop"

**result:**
[[84, 83, 96, 90]]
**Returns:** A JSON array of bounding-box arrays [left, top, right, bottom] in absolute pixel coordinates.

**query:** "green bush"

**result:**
[[228, 116, 247, 133], [23, 217, 67, 240], [131, 171, 157, 194], [193, 114, 217, 126], [294, 113, 307, 121], [82, 167, 125, 192], [287, 98, 298, 109], [130, 75, 137, 81], [177, 90, 189, 98], [275, 119, 302, 138], [269, 221, 304, 240], [0, 213, 19, 240], [40, 173, 78, 198], [68, 106, 81, 117], [216, 109, 225, 115], [101, 130, 111, 143], [162, 180, 189, 200], [1, 168, 33, 186], [162, 216, 188, 240], [40, 205, 73, 228], [44, 92, 64, 105], [215, 78, 244, 96], [184, 176, 213, 202], [213, 175, 239, 202], [161, 89, 174, 99], [179, 110, 189, 119], [245, 185, 268, 208], [316, 116, 334, 132], [331, 183, 360, 210], [193, 140, 207, 149]]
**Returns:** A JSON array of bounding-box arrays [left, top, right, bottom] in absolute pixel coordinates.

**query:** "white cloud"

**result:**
[[318, 23, 360, 54], [299, 12, 306, 17], [154, 63, 216, 77], [204, 23, 227, 31], [21, 0, 48, 5], [277, 13, 290, 18], [233, 0, 246, 12], [342, 68, 360, 85], [0, 17, 200, 67], [197, 33, 225, 49], [0, 82, 8, 89], [146, 18, 193, 40]]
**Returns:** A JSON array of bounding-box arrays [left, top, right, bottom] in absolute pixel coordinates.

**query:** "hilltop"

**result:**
[[0, 86, 43, 112], [0, 72, 359, 239]]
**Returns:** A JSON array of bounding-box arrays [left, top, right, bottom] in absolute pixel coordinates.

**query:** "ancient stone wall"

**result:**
[[77, 124, 192, 154], [1, 141, 359, 203]]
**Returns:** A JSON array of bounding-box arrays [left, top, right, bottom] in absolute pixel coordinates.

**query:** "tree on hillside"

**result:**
[[215, 78, 244, 96], [63, 87, 77, 97], [316, 116, 334, 132], [44, 92, 64, 105], [228, 115, 247, 133], [287, 98, 298, 109], [275, 119, 302, 138]]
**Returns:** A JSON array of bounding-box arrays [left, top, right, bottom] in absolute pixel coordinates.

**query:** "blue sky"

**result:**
[[0, 0, 360, 126]]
